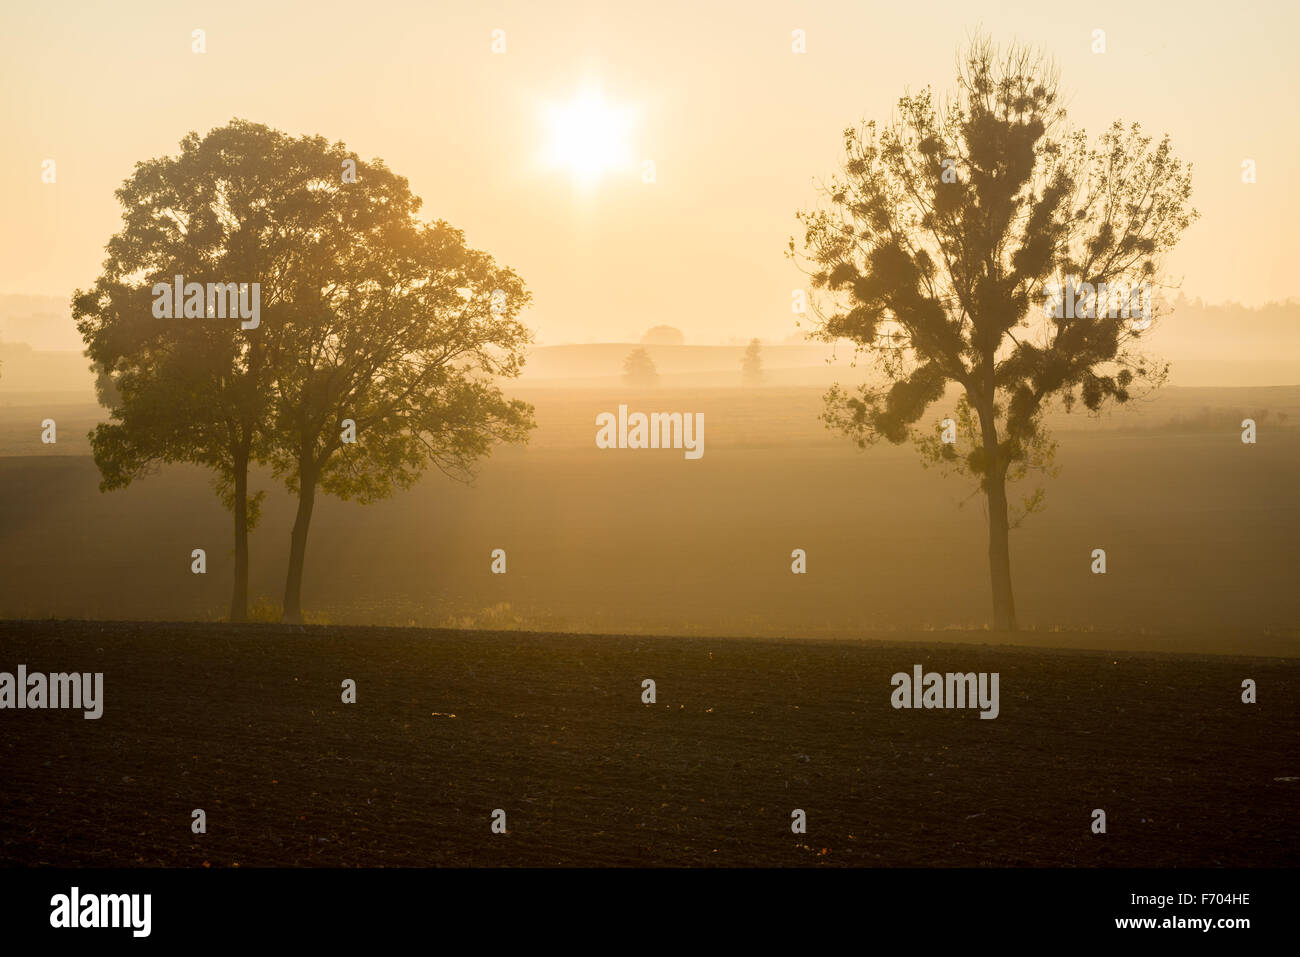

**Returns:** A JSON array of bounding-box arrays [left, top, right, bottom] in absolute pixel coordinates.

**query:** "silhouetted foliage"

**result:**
[[792, 35, 1197, 630], [74, 120, 287, 621], [76, 119, 537, 624]]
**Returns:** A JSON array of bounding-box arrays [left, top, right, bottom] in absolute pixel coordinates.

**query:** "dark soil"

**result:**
[[0, 620, 1294, 867]]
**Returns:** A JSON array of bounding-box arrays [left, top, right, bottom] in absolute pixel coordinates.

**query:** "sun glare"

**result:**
[[541, 88, 634, 186]]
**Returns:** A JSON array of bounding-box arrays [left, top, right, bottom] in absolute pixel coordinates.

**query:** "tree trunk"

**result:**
[[282, 469, 317, 624], [229, 446, 250, 622], [985, 468, 1019, 632]]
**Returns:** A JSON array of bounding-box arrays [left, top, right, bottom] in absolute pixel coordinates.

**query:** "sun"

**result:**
[[540, 88, 635, 186]]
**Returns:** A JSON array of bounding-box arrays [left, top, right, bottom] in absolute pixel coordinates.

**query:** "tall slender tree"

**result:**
[[792, 36, 1197, 630]]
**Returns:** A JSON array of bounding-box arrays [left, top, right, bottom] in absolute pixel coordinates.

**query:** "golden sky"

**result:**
[[3, 0, 1296, 344]]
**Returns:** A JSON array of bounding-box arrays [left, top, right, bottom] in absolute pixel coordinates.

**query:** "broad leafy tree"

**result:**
[[264, 187, 536, 623], [74, 120, 299, 621]]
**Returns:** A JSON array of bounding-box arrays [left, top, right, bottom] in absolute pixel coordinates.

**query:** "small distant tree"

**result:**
[[640, 325, 684, 345], [622, 347, 659, 387], [741, 338, 764, 386]]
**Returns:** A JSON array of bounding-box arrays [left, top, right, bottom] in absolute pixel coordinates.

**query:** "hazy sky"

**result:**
[[3, 0, 1297, 344]]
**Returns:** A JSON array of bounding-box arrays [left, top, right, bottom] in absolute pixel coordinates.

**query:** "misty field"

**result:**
[[0, 620, 1295, 867], [0, 385, 1298, 652]]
